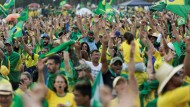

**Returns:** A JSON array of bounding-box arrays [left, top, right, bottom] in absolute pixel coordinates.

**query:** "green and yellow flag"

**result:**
[[0, 4, 8, 17], [166, 0, 190, 18], [3, 0, 15, 9], [59, 0, 67, 6], [18, 8, 29, 22], [39, 40, 75, 59], [8, 21, 23, 39], [102, 0, 115, 5]]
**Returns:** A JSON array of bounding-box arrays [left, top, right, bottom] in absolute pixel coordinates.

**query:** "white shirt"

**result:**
[[85, 61, 102, 79]]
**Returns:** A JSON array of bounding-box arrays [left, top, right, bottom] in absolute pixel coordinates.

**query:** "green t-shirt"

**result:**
[[5, 51, 22, 83]]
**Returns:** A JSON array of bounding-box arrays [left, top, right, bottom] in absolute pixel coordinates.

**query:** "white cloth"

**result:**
[[85, 61, 102, 79]]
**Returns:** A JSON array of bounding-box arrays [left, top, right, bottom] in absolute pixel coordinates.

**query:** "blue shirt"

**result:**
[[83, 37, 97, 51]]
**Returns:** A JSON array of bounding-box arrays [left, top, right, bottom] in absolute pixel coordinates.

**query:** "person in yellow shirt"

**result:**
[[120, 32, 145, 72], [37, 60, 77, 107], [156, 62, 188, 107], [21, 36, 39, 79]]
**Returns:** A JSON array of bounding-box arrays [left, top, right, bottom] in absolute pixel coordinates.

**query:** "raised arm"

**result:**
[[21, 37, 33, 57], [128, 41, 138, 93], [184, 36, 190, 76], [101, 34, 109, 74], [0, 48, 4, 60]]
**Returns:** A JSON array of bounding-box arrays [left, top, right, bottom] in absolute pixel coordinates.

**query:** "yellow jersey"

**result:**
[[157, 86, 190, 107], [119, 40, 143, 64], [46, 89, 77, 107]]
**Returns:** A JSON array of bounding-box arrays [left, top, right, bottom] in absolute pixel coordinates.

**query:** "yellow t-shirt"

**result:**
[[99, 46, 112, 63], [46, 89, 76, 107], [25, 53, 39, 68], [121, 71, 148, 86], [119, 40, 143, 64], [153, 50, 164, 71], [153, 51, 172, 71], [157, 86, 190, 107]]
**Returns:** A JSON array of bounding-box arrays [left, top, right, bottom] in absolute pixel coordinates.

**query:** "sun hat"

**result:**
[[113, 76, 126, 88], [0, 79, 13, 95], [110, 57, 123, 65], [156, 62, 183, 94]]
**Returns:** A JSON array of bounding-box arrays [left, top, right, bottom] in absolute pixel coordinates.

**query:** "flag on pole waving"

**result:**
[[3, 0, 15, 9]]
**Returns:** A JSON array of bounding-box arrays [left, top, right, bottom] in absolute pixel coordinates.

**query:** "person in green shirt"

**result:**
[[0, 40, 22, 90], [45, 55, 65, 90]]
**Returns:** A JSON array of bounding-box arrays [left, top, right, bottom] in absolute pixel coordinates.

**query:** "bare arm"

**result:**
[[101, 34, 109, 74], [0, 49, 4, 60], [21, 37, 33, 57], [184, 36, 190, 76], [128, 41, 138, 93]]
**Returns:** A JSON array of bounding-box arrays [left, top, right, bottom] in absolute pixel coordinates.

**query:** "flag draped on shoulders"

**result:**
[[91, 71, 104, 107], [166, 0, 190, 18]]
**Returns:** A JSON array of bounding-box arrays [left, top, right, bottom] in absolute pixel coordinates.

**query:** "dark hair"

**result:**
[[48, 55, 61, 65], [123, 32, 134, 44], [81, 42, 90, 54], [53, 75, 69, 93], [73, 81, 92, 99], [90, 49, 100, 55]]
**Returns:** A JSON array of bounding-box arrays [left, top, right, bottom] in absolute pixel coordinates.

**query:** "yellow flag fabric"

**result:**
[[167, 0, 184, 5]]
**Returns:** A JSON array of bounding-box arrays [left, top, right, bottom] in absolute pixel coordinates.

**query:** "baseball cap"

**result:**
[[115, 31, 121, 37], [0, 79, 13, 95], [41, 33, 50, 39], [4, 39, 13, 45], [88, 31, 94, 35], [110, 57, 123, 65], [75, 63, 91, 73]]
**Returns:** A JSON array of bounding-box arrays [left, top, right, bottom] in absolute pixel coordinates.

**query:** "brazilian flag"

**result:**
[[18, 8, 29, 22], [102, 0, 115, 5], [39, 40, 75, 59], [0, 4, 8, 17], [166, 0, 190, 18], [3, 0, 15, 9], [8, 21, 23, 39], [59, 0, 67, 6]]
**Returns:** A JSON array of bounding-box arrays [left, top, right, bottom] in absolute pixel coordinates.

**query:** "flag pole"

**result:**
[[14, 0, 15, 13]]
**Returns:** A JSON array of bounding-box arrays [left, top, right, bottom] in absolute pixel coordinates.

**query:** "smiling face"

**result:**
[[0, 94, 12, 107], [111, 61, 122, 74]]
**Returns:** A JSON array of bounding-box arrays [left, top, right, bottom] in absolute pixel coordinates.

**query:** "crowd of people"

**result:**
[[0, 3, 190, 107]]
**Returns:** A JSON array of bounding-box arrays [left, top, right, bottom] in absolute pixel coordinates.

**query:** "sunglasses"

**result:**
[[114, 62, 122, 66]]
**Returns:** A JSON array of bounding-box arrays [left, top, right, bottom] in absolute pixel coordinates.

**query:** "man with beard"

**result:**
[[41, 33, 53, 51], [83, 31, 98, 51], [45, 55, 65, 90]]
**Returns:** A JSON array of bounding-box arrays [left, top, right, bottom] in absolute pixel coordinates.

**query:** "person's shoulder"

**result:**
[[66, 92, 75, 98], [12, 51, 21, 56]]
